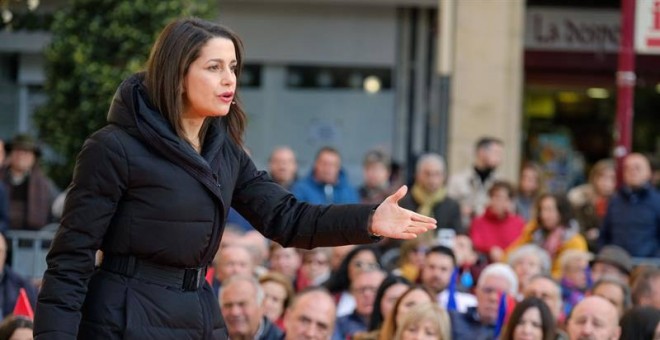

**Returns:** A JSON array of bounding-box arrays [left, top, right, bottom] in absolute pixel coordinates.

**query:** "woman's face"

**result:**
[[520, 168, 539, 195], [538, 197, 560, 230], [396, 290, 433, 327], [513, 256, 542, 290], [400, 318, 440, 340], [513, 307, 544, 340], [302, 252, 330, 281], [593, 169, 616, 197], [380, 283, 410, 319], [261, 281, 288, 322], [348, 250, 378, 282], [183, 37, 237, 119]]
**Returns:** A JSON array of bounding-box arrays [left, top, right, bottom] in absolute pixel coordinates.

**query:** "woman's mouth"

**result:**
[[219, 91, 234, 103]]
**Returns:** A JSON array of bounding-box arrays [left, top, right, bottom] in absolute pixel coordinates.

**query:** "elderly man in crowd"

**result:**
[[284, 288, 337, 340], [566, 296, 621, 340], [449, 263, 518, 339], [220, 275, 283, 340], [399, 153, 462, 237]]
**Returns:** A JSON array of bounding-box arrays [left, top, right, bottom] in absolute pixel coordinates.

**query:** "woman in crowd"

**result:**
[[378, 285, 435, 340], [507, 244, 552, 298], [567, 159, 615, 252], [323, 245, 382, 317], [469, 180, 525, 262], [354, 275, 412, 340], [393, 303, 451, 340], [507, 193, 587, 278], [258, 271, 295, 330], [297, 247, 332, 291], [557, 250, 592, 316], [33, 18, 436, 338], [515, 162, 543, 222], [501, 297, 556, 340], [391, 238, 428, 283]]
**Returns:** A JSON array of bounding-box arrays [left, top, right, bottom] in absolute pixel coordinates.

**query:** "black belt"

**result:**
[[101, 254, 207, 291]]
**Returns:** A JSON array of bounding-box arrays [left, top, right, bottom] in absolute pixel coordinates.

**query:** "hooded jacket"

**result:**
[[34, 73, 378, 339]]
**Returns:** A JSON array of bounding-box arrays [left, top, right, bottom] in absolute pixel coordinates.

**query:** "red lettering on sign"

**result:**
[[646, 37, 660, 46], [654, 0, 660, 30]]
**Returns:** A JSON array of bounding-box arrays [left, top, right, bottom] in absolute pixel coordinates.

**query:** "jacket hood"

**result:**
[[106, 72, 227, 170]]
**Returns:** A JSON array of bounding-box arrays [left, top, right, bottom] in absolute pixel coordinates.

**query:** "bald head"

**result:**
[[623, 153, 651, 188], [285, 289, 336, 340], [567, 296, 621, 340], [269, 146, 297, 187]]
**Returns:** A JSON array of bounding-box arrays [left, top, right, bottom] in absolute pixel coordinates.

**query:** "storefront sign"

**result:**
[[525, 8, 620, 53], [635, 0, 660, 54]]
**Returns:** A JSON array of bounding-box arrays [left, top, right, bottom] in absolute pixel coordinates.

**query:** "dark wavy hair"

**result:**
[[501, 297, 556, 340], [535, 193, 573, 230], [368, 275, 411, 331], [323, 245, 381, 294], [619, 306, 660, 340], [145, 17, 247, 147]]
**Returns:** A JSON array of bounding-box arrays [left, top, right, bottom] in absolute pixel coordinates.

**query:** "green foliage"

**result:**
[[33, 0, 215, 187]]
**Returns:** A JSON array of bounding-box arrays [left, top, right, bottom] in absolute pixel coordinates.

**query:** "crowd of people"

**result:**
[[0, 131, 660, 339]]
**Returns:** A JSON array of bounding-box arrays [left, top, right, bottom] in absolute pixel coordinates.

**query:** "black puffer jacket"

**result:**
[[34, 74, 378, 339]]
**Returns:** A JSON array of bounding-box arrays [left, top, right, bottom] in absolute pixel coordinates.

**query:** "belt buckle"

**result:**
[[183, 267, 205, 291]]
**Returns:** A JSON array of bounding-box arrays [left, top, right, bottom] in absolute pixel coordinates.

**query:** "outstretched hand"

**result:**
[[369, 185, 437, 239]]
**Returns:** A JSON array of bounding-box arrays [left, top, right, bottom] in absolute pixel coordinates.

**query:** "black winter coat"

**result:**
[[34, 74, 378, 339]]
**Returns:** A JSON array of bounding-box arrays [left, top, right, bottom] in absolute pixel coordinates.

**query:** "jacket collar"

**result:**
[[106, 72, 227, 171]]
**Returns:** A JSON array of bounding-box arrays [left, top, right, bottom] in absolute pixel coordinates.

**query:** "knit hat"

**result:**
[[591, 245, 633, 275]]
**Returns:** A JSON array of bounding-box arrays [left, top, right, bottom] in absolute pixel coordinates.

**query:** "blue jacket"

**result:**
[[1, 267, 38, 318], [449, 307, 496, 340], [599, 183, 660, 257], [332, 310, 367, 340], [291, 170, 359, 204]]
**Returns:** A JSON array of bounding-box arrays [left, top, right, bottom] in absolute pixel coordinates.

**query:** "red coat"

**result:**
[[469, 208, 525, 254]]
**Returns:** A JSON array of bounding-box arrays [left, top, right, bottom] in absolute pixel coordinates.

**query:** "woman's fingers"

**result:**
[[409, 211, 437, 225]]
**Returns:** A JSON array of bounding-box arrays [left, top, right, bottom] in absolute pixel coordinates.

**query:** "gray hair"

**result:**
[[219, 274, 265, 306], [508, 244, 552, 274], [478, 263, 519, 296], [415, 153, 446, 174]]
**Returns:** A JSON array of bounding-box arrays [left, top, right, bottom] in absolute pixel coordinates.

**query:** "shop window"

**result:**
[[239, 64, 261, 88], [285, 65, 392, 92]]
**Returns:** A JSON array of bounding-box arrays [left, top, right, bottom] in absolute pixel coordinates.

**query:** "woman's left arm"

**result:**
[[231, 151, 435, 248]]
